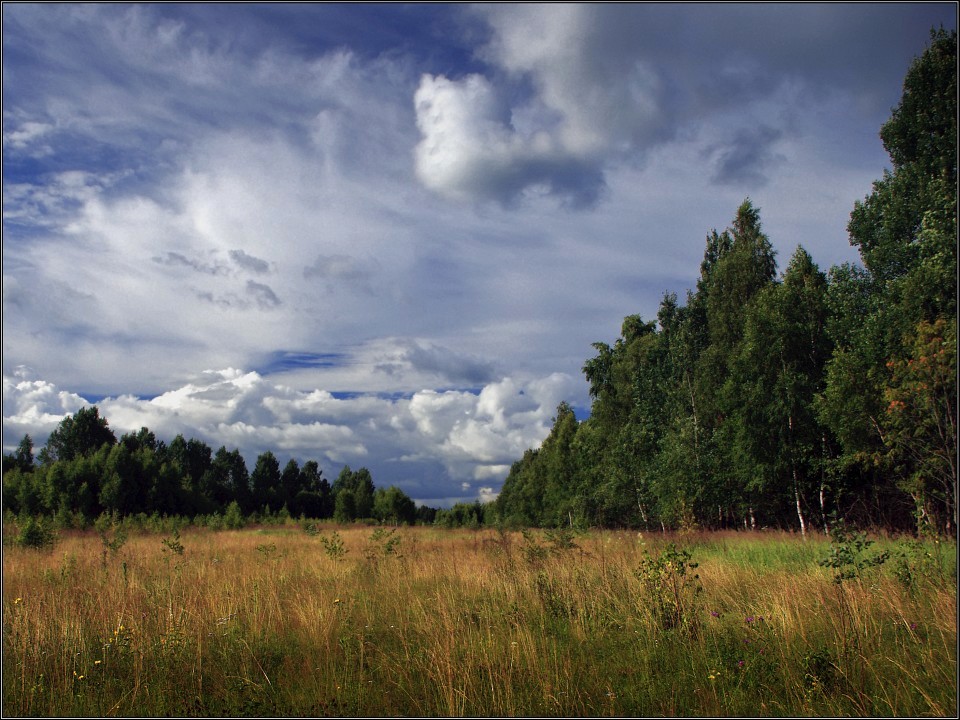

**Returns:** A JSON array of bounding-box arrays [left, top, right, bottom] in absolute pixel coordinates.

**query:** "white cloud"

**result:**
[[2, 367, 575, 505], [477, 486, 499, 503]]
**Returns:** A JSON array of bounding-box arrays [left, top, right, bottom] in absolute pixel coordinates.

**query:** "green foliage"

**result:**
[[364, 527, 401, 561], [543, 526, 579, 553], [319, 530, 347, 561], [15, 516, 57, 550], [891, 538, 943, 593], [95, 512, 127, 558], [818, 522, 888, 584], [40, 406, 116, 465], [519, 529, 550, 568], [223, 501, 245, 530], [634, 543, 702, 631], [160, 529, 185, 557], [372, 485, 417, 525]]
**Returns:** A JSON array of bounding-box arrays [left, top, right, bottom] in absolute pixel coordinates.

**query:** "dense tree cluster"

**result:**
[[2, 407, 419, 526], [494, 30, 956, 536]]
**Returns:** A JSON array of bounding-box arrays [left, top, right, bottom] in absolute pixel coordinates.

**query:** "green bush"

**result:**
[[635, 543, 702, 631], [224, 501, 246, 530], [16, 516, 57, 550]]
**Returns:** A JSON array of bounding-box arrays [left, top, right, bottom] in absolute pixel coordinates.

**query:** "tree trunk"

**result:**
[[820, 481, 829, 535], [637, 497, 649, 532], [789, 413, 807, 540], [795, 481, 807, 541]]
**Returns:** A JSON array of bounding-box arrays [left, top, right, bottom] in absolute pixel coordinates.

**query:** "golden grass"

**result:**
[[2, 525, 956, 716]]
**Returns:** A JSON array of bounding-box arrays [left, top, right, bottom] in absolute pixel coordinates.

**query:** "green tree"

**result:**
[[332, 465, 375, 519], [373, 485, 417, 525], [730, 247, 833, 536], [251, 451, 281, 514], [279, 458, 301, 511], [333, 490, 357, 523], [883, 318, 957, 533], [822, 29, 957, 531], [212, 447, 251, 513], [39, 406, 116, 464]]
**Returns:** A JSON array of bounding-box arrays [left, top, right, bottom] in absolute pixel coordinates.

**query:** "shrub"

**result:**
[[224, 501, 246, 530], [635, 543, 702, 631], [16, 516, 57, 550]]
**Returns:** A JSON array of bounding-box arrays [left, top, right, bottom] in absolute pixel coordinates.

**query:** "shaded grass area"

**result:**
[[2, 527, 956, 716]]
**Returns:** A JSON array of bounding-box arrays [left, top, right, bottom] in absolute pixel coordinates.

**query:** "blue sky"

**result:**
[[3, 3, 956, 506]]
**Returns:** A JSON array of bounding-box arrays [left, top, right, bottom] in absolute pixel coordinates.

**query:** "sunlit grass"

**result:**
[[3, 526, 955, 716]]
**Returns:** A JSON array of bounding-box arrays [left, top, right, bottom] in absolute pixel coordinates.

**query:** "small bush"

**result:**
[[635, 543, 702, 631], [224, 501, 246, 530], [320, 531, 347, 561], [15, 516, 57, 550], [365, 527, 401, 561], [818, 522, 888, 584]]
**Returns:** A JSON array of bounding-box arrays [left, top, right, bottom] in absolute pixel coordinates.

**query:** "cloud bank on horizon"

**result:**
[[3, 3, 955, 505]]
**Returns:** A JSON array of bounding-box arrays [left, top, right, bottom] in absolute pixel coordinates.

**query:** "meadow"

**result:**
[[2, 523, 956, 717]]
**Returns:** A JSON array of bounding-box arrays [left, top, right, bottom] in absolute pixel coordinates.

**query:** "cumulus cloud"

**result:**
[[412, 5, 675, 206], [413, 4, 954, 207], [413, 72, 605, 206], [2, 367, 576, 506]]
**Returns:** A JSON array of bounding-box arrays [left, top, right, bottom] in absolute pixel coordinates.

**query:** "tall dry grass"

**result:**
[[2, 525, 955, 716]]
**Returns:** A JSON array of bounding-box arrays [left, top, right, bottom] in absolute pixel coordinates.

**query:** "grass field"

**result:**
[[2, 524, 956, 716]]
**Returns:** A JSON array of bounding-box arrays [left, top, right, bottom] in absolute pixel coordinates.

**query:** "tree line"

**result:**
[[492, 29, 956, 536], [2, 406, 435, 527]]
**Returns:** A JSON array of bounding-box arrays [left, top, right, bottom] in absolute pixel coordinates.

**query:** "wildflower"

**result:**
[[745, 616, 754, 623], [13, 598, 22, 605], [737, 660, 745, 667], [909, 622, 917, 630], [710, 611, 720, 618]]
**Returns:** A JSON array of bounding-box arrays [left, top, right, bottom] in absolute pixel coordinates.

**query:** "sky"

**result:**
[[3, 3, 956, 507]]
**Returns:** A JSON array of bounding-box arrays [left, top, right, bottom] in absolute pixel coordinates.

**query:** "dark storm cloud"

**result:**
[[707, 125, 786, 187], [416, 4, 956, 207], [374, 340, 498, 387]]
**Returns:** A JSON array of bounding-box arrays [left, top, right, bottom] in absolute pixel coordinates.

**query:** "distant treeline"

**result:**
[[1, 408, 446, 526], [492, 30, 956, 536]]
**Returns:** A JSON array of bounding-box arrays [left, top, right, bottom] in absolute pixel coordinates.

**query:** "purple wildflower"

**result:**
[[745, 616, 754, 623], [710, 611, 720, 618]]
